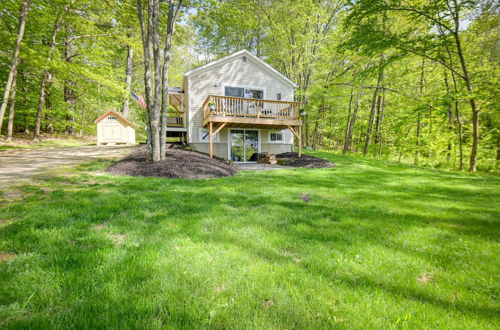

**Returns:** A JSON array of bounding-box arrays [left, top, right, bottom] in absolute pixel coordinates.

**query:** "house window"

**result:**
[[199, 128, 220, 143], [269, 131, 284, 143], [242, 56, 247, 63], [224, 86, 264, 99], [277, 93, 281, 101], [107, 116, 117, 120]]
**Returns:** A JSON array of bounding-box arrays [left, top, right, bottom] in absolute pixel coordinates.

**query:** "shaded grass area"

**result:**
[[0, 151, 499, 329]]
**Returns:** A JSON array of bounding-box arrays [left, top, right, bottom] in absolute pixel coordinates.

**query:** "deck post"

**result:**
[[209, 121, 213, 159], [298, 125, 302, 157]]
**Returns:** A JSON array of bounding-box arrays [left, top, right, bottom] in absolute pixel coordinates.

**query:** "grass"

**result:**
[[0, 151, 499, 329]]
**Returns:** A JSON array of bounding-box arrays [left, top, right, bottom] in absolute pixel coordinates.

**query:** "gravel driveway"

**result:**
[[0, 145, 135, 185]]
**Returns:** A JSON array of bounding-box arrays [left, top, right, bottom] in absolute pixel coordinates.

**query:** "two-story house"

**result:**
[[167, 49, 302, 162]]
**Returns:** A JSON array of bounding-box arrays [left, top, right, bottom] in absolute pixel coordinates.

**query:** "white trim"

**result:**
[[228, 128, 261, 162], [186, 76, 192, 143], [166, 127, 187, 132], [199, 128, 220, 143], [222, 84, 266, 99], [184, 50, 297, 88], [268, 130, 285, 144]]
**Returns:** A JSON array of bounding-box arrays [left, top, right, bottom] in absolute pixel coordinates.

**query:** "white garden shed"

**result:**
[[94, 110, 136, 145]]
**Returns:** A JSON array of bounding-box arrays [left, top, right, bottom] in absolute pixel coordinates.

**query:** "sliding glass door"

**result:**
[[230, 129, 259, 162]]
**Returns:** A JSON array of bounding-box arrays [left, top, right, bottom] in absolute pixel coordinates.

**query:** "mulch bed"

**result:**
[[276, 152, 335, 168], [106, 145, 238, 179]]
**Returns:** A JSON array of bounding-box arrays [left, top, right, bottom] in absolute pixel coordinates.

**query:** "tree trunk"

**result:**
[[363, 64, 383, 156], [122, 45, 134, 117], [150, 0, 161, 162], [343, 85, 363, 154], [414, 59, 425, 165], [451, 2, 479, 172], [443, 70, 454, 163], [137, 0, 154, 159], [34, 9, 64, 140], [374, 94, 382, 144], [6, 76, 17, 142], [160, 0, 182, 161], [415, 113, 421, 165], [449, 70, 464, 170], [44, 80, 54, 133], [64, 33, 77, 134], [0, 0, 30, 134], [375, 91, 384, 158], [312, 97, 326, 150], [342, 85, 355, 154]]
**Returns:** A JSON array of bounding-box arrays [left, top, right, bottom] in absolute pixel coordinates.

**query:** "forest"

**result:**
[[0, 0, 498, 172]]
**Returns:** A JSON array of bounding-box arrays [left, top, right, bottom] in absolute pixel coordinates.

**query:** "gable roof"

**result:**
[[184, 49, 297, 88], [94, 110, 137, 129]]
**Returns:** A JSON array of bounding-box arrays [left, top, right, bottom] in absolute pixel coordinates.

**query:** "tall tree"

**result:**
[[136, 0, 183, 161], [160, 0, 183, 160], [346, 0, 483, 171], [0, 0, 30, 134], [33, 8, 65, 141], [363, 60, 384, 156]]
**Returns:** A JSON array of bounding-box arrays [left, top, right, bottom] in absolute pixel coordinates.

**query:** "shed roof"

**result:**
[[94, 110, 137, 129], [184, 49, 297, 88]]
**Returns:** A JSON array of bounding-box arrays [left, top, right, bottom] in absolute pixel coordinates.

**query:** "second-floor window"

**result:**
[[225, 86, 264, 99]]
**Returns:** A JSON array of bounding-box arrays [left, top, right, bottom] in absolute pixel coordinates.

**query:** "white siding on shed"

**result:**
[[95, 112, 135, 145]]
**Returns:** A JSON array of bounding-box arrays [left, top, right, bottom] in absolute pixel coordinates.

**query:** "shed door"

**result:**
[[103, 117, 124, 142]]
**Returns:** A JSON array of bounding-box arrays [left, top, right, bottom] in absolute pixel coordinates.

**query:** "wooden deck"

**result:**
[[167, 113, 184, 127], [167, 91, 186, 128], [202, 95, 302, 158]]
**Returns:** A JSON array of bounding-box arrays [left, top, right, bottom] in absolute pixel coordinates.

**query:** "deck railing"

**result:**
[[203, 95, 300, 121], [167, 113, 184, 127]]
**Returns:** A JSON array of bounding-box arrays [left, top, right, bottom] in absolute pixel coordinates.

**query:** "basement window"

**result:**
[[269, 131, 284, 143]]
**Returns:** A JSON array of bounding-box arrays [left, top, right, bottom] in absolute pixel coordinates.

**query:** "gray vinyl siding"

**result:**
[[190, 128, 293, 159], [186, 53, 295, 148], [187, 55, 293, 143]]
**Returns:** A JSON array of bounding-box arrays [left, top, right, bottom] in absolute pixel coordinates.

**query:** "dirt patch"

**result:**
[[106, 145, 238, 179], [0, 145, 133, 184], [262, 298, 275, 309], [276, 152, 334, 168], [109, 233, 126, 245], [93, 223, 107, 231], [417, 272, 434, 284], [0, 252, 17, 262], [215, 283, 227, 294], [299, 193, 311, 202]]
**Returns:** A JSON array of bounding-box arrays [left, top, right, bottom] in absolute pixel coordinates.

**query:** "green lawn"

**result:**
[[0, 151, 499, 329]]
